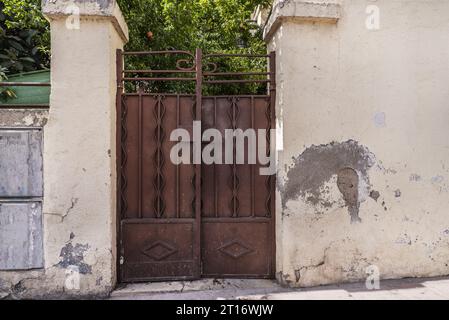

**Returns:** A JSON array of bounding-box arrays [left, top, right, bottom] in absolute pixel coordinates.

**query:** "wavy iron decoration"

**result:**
[[175, 56, 196, 71], [202, 53, 270, 88], [190, 96, 197, 217], [265, 97, 272, 218], [203, 61, 218, 74], [122, 50, 197, 88], [228, 97, 241, 217], [153, 95, 166, 218], [120, 95, 129, 218]]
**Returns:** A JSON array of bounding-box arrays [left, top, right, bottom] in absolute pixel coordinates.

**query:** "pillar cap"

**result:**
[[263, 0, 341, 41], [42, 0, 129, 43]]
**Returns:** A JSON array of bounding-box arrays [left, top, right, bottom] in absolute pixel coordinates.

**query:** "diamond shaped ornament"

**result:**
[[218, 239, 253, 259], [142, 240, 177, 261]]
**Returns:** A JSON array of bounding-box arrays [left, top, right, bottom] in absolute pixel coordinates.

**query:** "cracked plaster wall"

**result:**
[[0, 1, 127, 298], [268, 0, 449, 287]]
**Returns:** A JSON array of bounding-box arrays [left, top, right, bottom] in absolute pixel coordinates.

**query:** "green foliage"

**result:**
[[0, 66, 16, 101], [117, 0, 272, 94], [0, 0, 50, 75], [0, 0, 270, 94], [119, 0, 270, 52]]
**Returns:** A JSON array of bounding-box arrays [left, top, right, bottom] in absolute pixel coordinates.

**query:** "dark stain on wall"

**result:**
[[337, 167, 361, 223], [282, 140, 376, 221], [369, 190, 380, 201], [57, 241, 92, 274]]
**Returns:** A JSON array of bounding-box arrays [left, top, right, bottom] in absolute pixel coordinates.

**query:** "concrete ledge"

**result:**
[[42, 0, 129, 43], [263, 0, 341, 41]]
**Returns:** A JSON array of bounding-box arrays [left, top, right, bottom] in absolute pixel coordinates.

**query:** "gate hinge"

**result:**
[[120, 256, 124, 265]]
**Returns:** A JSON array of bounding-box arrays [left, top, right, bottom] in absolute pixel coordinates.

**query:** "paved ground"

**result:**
[[110, 276, 449, 300]]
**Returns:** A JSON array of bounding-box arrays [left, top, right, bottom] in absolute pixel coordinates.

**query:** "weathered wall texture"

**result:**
[[0, 112, 48, 299], [0, 110, 48, 127], [0, 0, 128, 299], [0, 128, 44, 271], [267, 0, 449, 287]]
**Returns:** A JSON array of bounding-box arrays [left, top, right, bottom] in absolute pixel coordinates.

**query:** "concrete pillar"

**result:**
[[39, 0, 128, 297]]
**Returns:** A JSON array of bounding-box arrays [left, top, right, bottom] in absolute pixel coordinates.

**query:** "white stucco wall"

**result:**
[[268, 0, 449, 287]]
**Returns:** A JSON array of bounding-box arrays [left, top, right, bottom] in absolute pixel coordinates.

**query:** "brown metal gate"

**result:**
[[116, 49, 275, 282]]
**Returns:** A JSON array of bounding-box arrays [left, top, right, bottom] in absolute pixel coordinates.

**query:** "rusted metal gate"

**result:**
[[116, 49, 275, 282]]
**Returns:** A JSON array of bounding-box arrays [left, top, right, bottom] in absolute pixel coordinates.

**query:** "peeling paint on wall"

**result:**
[[0, 110, 48, 127], [57, 237, 92, 274], [281, 140, 376, 221], [337, 167, 361, 223]]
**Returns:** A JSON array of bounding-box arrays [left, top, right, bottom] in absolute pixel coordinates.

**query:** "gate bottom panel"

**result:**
[[201, 218, 273, 278], [121, 219, 198, 282]]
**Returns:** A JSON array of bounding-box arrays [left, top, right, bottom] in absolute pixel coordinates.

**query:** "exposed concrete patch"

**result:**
[[298, 175, 342, 215], [57, 237, 92, 274], [281, 140, 376, 221], [337, 167, 361, 223], [0, 109, 48, 127]]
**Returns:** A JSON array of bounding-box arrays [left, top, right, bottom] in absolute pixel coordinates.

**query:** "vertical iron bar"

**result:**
[[195, 48, 202, 278], [230, 97, 240, 218], [157, 97, 161, 216], [115, 49, 123, 282], [176, 95, 180, 218], [214, 97, 218, 218], [233, 99, 236, 217], [191, 97, 196, 217], [269, 51, 276, 277], [153, 95, 166, 218], [138, 89, 143, 218], [154, 95, 165, 218], [251, 96, 255, 217]]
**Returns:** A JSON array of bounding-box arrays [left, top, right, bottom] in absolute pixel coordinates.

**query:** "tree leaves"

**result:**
[[1, 0, 271, 95], [0, 0, 50, 75], [117, 0, 272, 94], [0, 67, 17, 101]]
